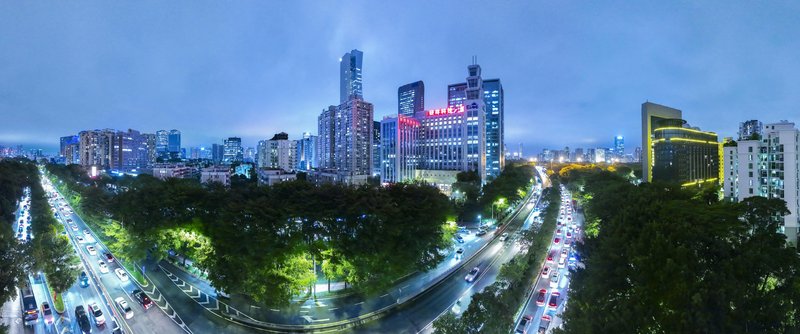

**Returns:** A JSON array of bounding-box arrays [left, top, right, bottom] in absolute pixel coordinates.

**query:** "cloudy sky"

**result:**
[[1, 1, 799, 155]]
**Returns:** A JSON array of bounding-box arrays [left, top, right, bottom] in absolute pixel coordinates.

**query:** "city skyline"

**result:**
[[2, 2, 800, 155]]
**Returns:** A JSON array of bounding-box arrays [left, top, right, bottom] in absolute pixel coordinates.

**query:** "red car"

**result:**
[[546, 251, 555, 263], [535, 288, 547, 306], [104, 253, 114, 263], [553, 237, 561, 244], [548, 292, 561, 310], [541, 266, 551, 278]]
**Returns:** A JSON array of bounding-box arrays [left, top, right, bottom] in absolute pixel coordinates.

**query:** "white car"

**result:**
[[115, 268, 129, 282], [558, 256, 566, 268], [86, 245, 97, 255], [560, 247, 569, 260], [114, 297, 134, 319], [499, 232, 509, 242], [98, 260, 109, 273], [83, 229, 91, 235], [465, 267, 480, 282], [70, 224, 78, 231], [88, 302, 105, 326], [549, 270, 560, 288]]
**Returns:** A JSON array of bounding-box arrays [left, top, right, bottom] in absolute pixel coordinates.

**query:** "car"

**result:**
[[499, 232, 509, 242], [566, 231, 573, 239], [114, 297, 134, 319], [17, 226, 22, 233], [115, 268, 129, 282], [455, 248, 464, 260], [546, 251, 555, 263], [110, 320, 124, 334], [76, 236, 85, 243], [548, 292, 561, 310], [560, 247, 569, 259], [465, 267, 480, 282], [83, 229, 91, 235], [541, 266, 551, 278], [86, 245, 97, 255], [79, 271, 90, 287], [515, 314, 532, 334], [66, 218, 73, 223], [535, 288, 547, 306], [550, 270, 561, 288], [132, 289, 154, 310], [455, 234, 465, 243], [105, 253, 114, 263], [98, 260, 109, 273], [41, 302, 54, 324], [567, 215, 573, 221], [556, 228, 562, 236], [71, 224, 79, 231], [553, 237, 561, 244], [476, 230, 487, 236], [75, 305, 92, 334], [88, 302, 105, 326], [539, 314, 552, 333], [564, 239, 572, 248], [558, 256, 566, 268]]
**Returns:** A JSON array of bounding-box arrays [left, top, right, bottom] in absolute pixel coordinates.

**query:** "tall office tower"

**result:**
[[463, 63, 487, 182], [142, 133, 156, 166], [334, 99, 374, 182], [211, 143, 224, 164], [222, 137, 243, 165], [614, 135, 624, 157], [340, 49, 363, 103], [380, 115, 420, 183], [109, 129, 150, 171], [641, 102, 722, 185], [258, 132, 297, 172], [417, 106, 468, 171], [317, 105, 337, 169], [60, 135, 80, 165], [296, 132, 318, 171], [79, 129, 116, 169], [447, 83, 468, 109], [738, 120, 763, 140], [398, 81, 425, 117], [167, 130, 181, 159], [373, 120, 381, 176], [724, 121, 799, 246], [155, 130, 169, 160], [483, 79, 504, 180]]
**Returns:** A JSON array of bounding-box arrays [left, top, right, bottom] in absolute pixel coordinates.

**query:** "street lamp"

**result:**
[[492, 198, 506, 222]]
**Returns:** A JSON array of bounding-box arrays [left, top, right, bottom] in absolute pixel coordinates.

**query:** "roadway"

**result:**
[[355, 167, 551, 333], [513, 184, 584, 334], [42, 173, 188, 334]]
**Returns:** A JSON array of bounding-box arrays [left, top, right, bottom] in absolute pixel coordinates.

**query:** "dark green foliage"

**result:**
[[557, 169, 800, 334], [0, 159, 36, 303]]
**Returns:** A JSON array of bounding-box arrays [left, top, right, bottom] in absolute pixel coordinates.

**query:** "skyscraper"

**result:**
[[211, 143, 224, 164], [614, 135, 624, 158], [317, 105, 337, 169], [641, 102, 721, 185], [373, 120, 381, 176], [340, 49, 363, 103], [155, 130, 169, 160], [334, 99, 374, 181], [464, 63, 487, 182], [168, 129, 181, 159], [483, 78, 504, 180], [296, 132, 318, 171], [398, 81, 425, 117], [222, 137, 243, 165]]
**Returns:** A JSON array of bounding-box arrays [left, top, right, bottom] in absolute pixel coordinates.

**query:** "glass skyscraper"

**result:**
[[483, 79, 504, 180], [398, 81, 425, 117], [296, 132, 317, 171], [223, 137, 243, 165], [340, 49, 363, 103]]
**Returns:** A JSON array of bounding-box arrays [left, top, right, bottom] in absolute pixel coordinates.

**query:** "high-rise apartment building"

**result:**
[[243, 147, 256, 163], [334, 99, 374, 182], [340, 49, 363, 103], [398, 81, 425, 117], [641, 102, 722, 185], [380, 115, 420, 183], [724, 121, 799, 246], [143, 133, 156, 166], [296, 132, 317, 171], [60, 135, 80, 165], [77, 129, 151, 171], [258, 132, 296, 172], [222, 137, 243, 165], [317, 105, 337, 169], [373, 120, 381, 176], [738, 120, 763, 140]]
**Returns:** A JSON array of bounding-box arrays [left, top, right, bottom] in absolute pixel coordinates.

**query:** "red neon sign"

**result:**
[[425, 105, 465, 117]]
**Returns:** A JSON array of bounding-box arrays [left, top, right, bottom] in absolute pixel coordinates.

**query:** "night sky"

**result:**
[[2, 1, 799, 155]]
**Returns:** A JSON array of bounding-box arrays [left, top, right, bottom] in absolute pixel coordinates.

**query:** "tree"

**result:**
[[432, 312, 466, 334]]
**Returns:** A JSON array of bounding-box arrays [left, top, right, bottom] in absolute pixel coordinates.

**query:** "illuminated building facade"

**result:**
[[650, 121, 721, 186], [380, 115, 420, 183], [398, 81, 425, 117], [340, 49, 363, 103], [222, 137, 243, 164]]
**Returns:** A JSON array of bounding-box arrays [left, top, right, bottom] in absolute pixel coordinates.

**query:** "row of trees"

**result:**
[[434, 179, 562, 333], [556, 168, 800, 333], [0, 159, 35, 311], [46, 164, 456, 305], [452, 163, 536, 223]]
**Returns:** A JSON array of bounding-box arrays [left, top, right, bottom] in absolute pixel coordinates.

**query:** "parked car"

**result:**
[[455, 248, 464, 260], [41, 302, 54, 324]]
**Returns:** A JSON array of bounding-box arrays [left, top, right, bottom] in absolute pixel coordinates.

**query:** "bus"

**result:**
[[20, 284, 38, 325]]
